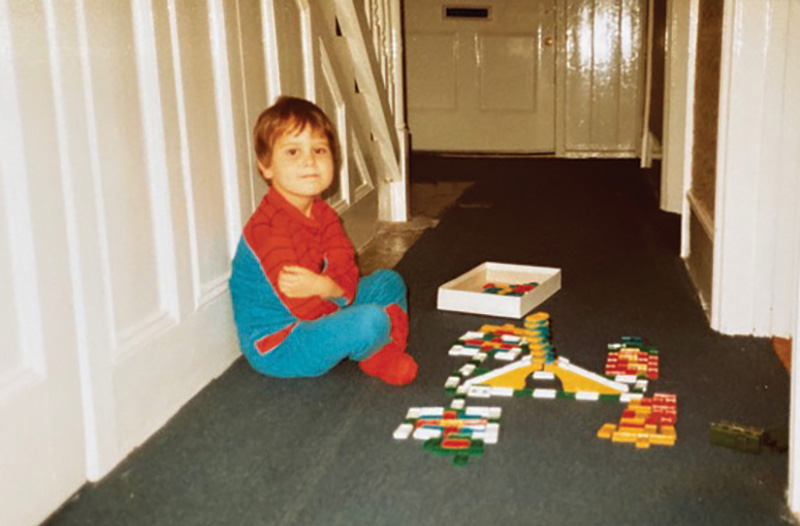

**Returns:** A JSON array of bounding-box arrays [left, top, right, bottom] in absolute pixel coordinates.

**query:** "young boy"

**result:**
[[229, 96, 417, 386]]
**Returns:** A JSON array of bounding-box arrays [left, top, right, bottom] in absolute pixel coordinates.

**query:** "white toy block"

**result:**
[[449, 345, 476, 357], [490, 387, 514, 397], [459, 363, 476, 376], [464, 407, 488, 417], [474, 431, 498, 444], [465, 406, 503, 419], [413, 427, 442, 440], [461, 331, 486, 340], [501, 335, 521, 343], [468, 385, 492, 398], [406, 408, 421, 419], [450, 399, 466, 410], [445, 376, 461, 389], [635, 379, 649, 391], [393, 423, 414, 440], [461, 421, 489, 431], [473, 352, 488, 363], [576, 391, 600, 401], [620, 393, 644, 403], [486, 423, 500, 434], [494, 351, 516, 361], [456, 385, 469, 396], [614, 374, 638, 384], [533, 371, 555, 380], [533, 388, 557, 399], [419, 407, 444, 417]]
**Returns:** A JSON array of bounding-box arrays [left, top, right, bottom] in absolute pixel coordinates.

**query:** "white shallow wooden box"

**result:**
[[437, 262, 561, 318]]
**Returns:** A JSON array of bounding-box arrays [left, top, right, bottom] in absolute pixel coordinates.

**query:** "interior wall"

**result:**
[[689, 0, 723, 218], [684, 0, 722, 312]]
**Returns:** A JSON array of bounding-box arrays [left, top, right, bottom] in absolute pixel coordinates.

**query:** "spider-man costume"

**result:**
[[229, 188, 416, 385]]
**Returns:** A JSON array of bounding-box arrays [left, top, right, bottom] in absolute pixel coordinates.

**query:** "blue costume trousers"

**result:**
[[242, 269, 407, 378]]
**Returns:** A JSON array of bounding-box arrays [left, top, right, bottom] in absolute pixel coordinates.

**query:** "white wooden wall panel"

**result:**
[[273, 0, 310, 98], [350, 130, 375, 201], [318, 41, 350, 211], [226, 0, 269, 211], [0, 2, 86, 524], [0, 185, 23, 374], [173, 0, 231, 303]]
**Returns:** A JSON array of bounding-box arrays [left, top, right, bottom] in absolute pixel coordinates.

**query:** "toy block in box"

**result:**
[[437, 262, 561, 318]]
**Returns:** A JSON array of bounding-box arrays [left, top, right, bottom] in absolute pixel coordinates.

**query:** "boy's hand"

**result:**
[[277, 265, 344, 299]]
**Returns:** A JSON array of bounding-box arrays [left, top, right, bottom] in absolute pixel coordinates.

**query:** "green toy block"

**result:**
[[710, 421, 764, 454]]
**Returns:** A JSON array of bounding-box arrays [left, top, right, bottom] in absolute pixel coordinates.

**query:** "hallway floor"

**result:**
[[45, 157, 795, 526]]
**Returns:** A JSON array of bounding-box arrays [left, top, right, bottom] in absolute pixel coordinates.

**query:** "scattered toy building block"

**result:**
[[710, 421, 764, 454], [393, 423, 414, 440], [544, 358, 629, 395], [450, 398, 466, 410], [597, 423, 617, 439], [533, 388, 557, 399]]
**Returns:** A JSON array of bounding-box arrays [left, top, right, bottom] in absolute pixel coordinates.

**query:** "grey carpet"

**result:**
[[45, 158, 793, 526]]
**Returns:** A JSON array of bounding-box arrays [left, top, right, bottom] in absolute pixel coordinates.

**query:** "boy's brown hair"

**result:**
[[253, 96, 340, 174]]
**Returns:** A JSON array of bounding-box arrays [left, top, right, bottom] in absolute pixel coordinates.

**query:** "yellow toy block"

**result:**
[[660, 425, 676, 437], [648, 433, 677, 446], [620, 417, 646, 427], [611, 431, 638, 443], [542, 362, 628, 395], [525, 312, 550, 324], [481, 364, 539, 389], [597, 423, 617, 439]]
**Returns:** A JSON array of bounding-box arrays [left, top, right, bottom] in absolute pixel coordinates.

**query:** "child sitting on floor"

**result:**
[[229, 96, 417, 386]]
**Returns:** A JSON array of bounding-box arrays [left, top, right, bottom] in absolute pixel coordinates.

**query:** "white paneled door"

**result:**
[[405, 0, 556, 153]]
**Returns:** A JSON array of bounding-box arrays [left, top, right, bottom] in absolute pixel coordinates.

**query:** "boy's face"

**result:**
[[260, 125, 334, 210]]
